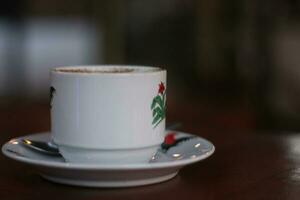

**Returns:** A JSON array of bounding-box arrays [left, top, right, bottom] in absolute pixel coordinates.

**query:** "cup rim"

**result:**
[[51, 65, 166, 76]]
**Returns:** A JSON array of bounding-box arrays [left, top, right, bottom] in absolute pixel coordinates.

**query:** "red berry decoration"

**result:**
[[164, 133, 176, 145]]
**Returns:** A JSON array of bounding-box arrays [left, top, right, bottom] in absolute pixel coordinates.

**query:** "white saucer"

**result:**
[[2, 131, 214, 187]]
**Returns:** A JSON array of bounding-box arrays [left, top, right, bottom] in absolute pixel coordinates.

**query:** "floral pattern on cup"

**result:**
[[151, 82, 166, 128], [50, 86, 56, 109]]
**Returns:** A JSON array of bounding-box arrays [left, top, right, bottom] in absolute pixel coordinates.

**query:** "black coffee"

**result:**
[[55, 68, 135, 73]]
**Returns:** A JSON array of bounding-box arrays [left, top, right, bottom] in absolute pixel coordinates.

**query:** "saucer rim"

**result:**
[[2, 131, 215, 170]]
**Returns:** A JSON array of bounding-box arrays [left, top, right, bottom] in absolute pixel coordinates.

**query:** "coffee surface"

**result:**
[[54, 67, 163, 74], [55, 68, 135, 73]]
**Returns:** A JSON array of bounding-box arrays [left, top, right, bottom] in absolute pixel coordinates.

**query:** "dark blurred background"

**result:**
[[1, 0, 300, 133]]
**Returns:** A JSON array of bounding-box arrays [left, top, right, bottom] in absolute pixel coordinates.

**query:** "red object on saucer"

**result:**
[[164, 133, 176, 145]]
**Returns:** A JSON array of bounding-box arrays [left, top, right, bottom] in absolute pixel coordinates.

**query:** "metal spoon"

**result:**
[[21, 122, 183, 157], [21, 139, 60, 156]]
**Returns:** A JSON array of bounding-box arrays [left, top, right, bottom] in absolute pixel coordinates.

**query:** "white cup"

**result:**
[[50, 65, 167, 163]]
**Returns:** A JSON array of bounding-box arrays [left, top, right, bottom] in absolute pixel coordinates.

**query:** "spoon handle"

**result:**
[[22, 139, 60, 155]]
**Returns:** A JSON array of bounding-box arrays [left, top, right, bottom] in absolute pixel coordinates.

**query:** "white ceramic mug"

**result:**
[[50, 65, 167, 163]]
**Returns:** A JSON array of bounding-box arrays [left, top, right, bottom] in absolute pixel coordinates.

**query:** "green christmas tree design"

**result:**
[[151, 82, 166, 128]]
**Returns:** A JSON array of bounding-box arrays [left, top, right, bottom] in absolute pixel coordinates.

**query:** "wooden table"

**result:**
[[0, 102, 300, 200]]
